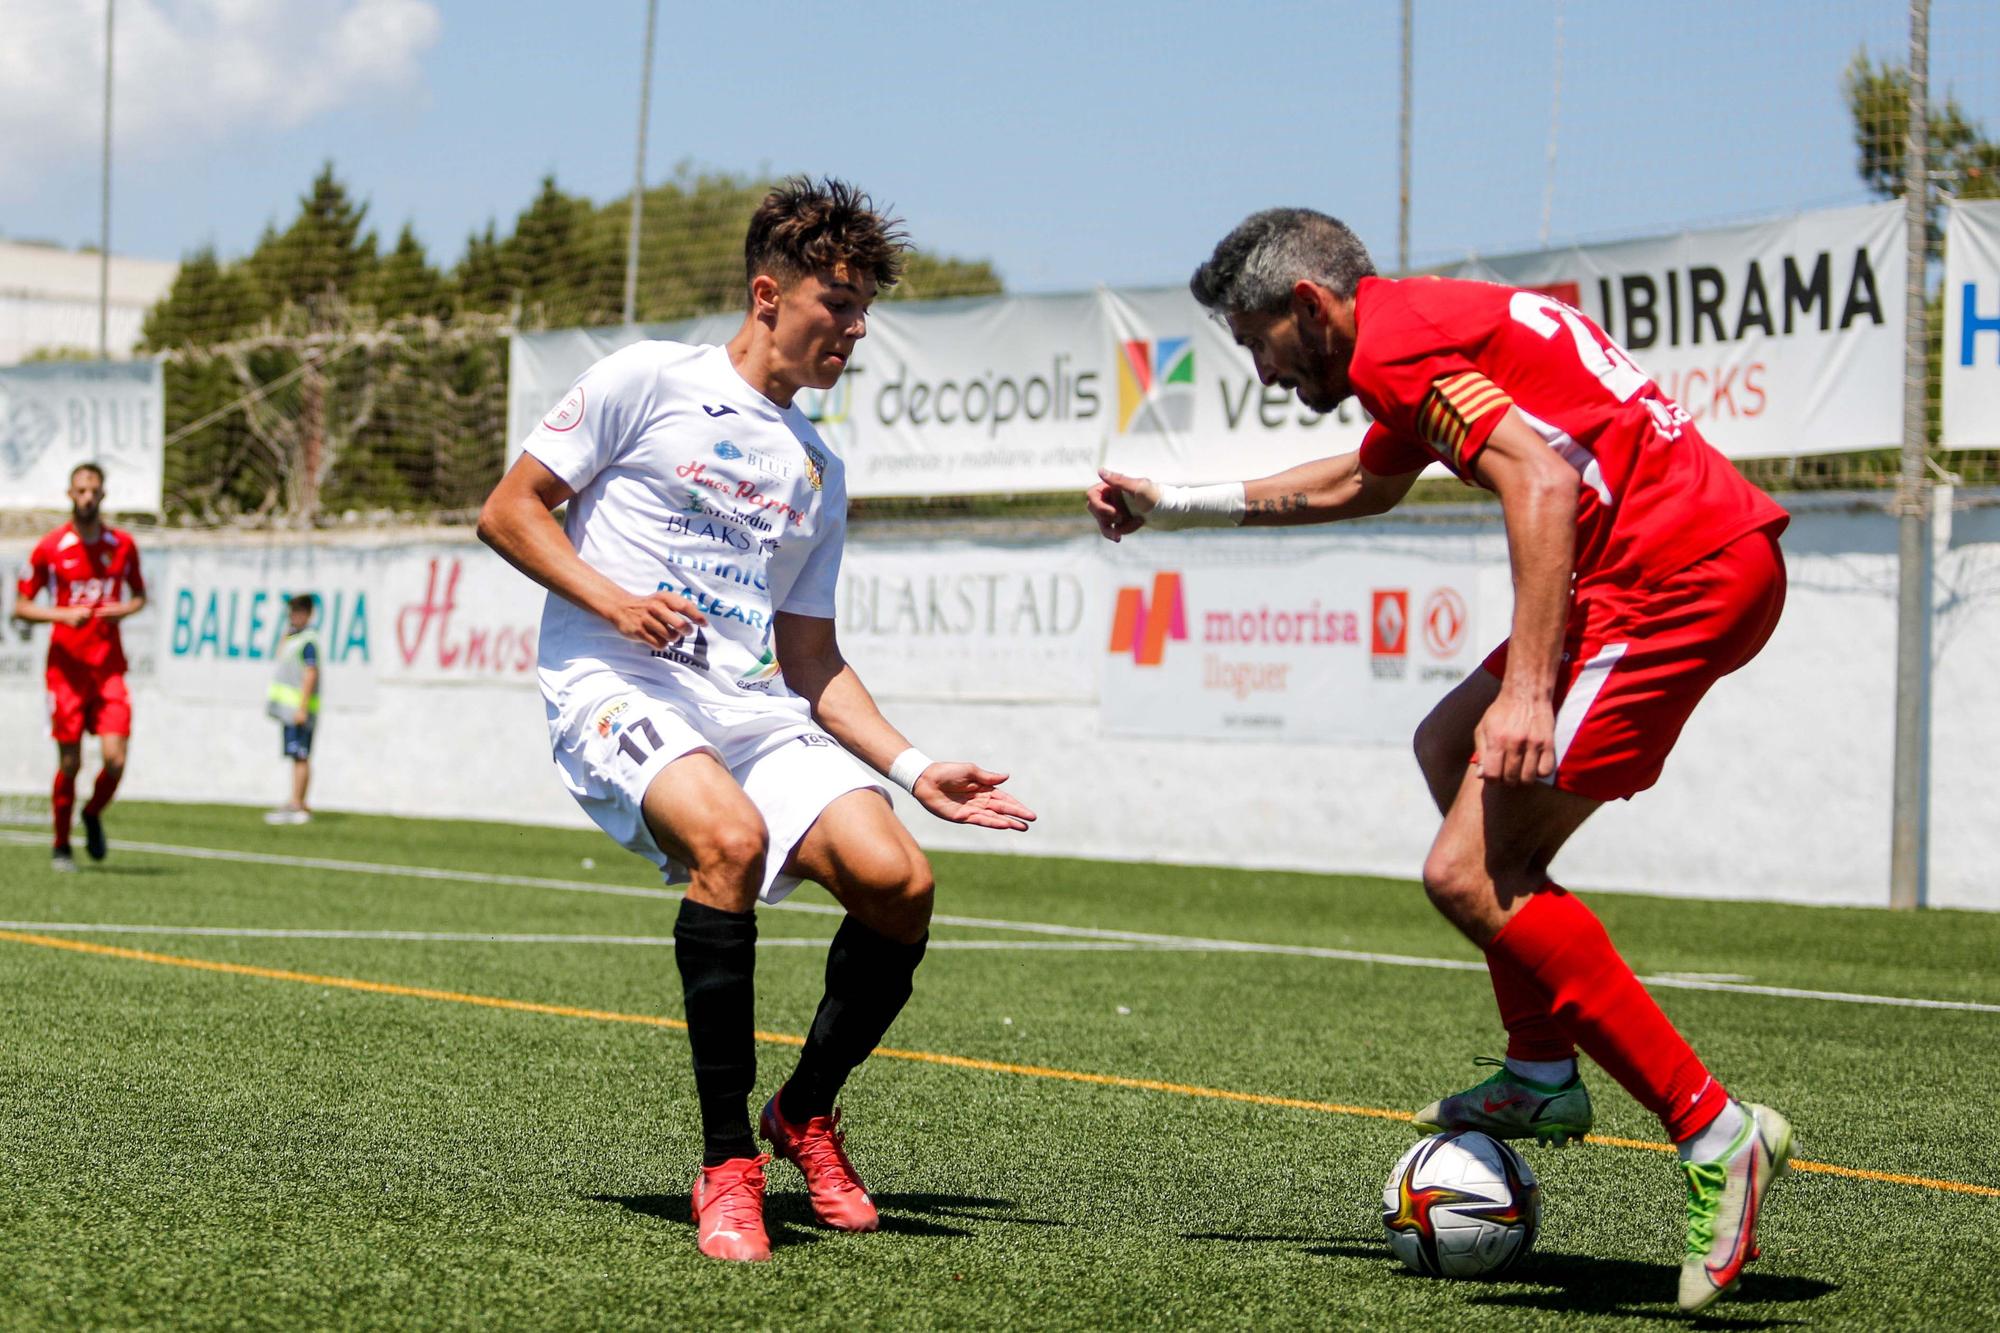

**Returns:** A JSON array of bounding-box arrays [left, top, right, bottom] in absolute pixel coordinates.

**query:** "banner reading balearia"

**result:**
[[0, 359, 164, 512], [1944, 198, 2000, 449], [509, 201, 1905, 497]]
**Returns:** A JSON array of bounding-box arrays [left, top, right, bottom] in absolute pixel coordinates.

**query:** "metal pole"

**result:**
[[98, 0, 114, 359], [622, 0, 658, 325], [1396, 0, 1412, 272], [1890, 0, 1931, 910], [1540, 0, 1564, 247]]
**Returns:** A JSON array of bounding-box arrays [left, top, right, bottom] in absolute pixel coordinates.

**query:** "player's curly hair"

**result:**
[[744, 177, 908, 298], [1190, 208, 1376, 316]]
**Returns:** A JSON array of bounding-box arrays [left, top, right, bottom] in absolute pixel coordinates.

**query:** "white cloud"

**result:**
[[0, 0, 441, 188]]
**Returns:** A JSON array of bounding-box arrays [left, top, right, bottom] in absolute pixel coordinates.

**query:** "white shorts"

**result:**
[[546, 670, 887, 904]]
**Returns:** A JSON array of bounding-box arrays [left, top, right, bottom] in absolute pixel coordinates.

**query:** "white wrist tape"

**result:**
[[887, 747, 933, 793], [1146, 481, 1246, 530]]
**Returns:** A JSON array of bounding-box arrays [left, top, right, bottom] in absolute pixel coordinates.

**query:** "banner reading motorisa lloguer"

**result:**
[[0, 360, 164, 512], [508, 202, 1905, 496]]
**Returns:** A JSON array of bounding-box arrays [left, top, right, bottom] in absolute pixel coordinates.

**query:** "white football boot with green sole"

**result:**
[[1679, 1102, 1793, 1315]]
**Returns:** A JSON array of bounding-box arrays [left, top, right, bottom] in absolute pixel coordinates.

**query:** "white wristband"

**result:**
[[1147, 481, 1246, 530], [887, 747, 933, 793]]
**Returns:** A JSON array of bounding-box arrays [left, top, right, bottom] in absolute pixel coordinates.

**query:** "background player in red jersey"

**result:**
[[12, 463, 147, 872], [1087, 209, 1791, 1315]]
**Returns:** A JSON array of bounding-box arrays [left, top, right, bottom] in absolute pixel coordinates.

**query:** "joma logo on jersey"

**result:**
[[1116, 337, 1195, 434], [1108, 571, 1186, 667]]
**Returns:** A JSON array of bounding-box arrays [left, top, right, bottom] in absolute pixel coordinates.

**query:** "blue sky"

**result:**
[[2, 0, 1996, 291]]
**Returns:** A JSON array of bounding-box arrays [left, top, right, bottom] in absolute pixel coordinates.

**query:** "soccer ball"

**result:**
[[1381, 1130, 1540, 1278]]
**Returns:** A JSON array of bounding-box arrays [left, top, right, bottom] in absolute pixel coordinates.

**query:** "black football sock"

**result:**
[[673, 899, 759, 1166], [780, 917, 928, 1123]]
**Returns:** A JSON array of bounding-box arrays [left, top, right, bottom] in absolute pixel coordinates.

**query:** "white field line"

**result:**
[[0, 921, 1157, 952], [4, 831, 1997, 1015]]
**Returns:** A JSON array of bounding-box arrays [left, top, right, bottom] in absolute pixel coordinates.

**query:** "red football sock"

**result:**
[[52, 770, 76, 848], [1484, 949, 1577, 1064], [1488, 885, 1726, 1141], [83, 765, 122, 817]]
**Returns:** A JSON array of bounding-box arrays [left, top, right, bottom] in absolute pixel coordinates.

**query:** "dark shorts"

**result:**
[[282, 721, 316, 761]]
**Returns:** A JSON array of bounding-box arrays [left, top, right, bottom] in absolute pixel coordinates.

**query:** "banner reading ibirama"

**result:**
[[1447, 203, 1905, 459], [509, 203, 1905, 496]]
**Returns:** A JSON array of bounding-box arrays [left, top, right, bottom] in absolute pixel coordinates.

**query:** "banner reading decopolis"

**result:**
[[508, 201, 1905, 498]]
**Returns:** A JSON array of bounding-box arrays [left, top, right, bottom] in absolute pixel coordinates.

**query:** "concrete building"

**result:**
[[0, 239, 178, 365]]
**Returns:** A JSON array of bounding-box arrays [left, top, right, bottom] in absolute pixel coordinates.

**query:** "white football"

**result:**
[[1381, 1130, 1540, 1278]]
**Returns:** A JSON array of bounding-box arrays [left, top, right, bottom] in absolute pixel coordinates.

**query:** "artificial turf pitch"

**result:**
[[0, 802, 1995, 1330]]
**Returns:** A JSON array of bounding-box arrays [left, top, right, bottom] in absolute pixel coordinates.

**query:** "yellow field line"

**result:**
[[4, 928, 1995, 1201]]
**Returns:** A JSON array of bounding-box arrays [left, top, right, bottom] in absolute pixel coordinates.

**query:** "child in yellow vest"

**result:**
[[264, 593, 321, 825]]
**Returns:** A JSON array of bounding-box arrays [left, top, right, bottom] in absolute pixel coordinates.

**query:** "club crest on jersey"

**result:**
[[801, 441, 827, 491]]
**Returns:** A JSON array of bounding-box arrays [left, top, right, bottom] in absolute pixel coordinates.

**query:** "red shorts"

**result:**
[[46, 670, 132, 744], [1481, 528, 1786, 801]]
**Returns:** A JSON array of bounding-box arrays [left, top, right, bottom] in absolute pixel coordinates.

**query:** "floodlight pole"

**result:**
[[1396, 0, 1411, 272], [622, 0, 658, 326], [99, 0, 114, 359], [1890, 0, 1931, 910]]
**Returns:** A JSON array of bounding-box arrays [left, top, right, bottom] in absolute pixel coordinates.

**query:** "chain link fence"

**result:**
[[5, 4, 1994, 534]]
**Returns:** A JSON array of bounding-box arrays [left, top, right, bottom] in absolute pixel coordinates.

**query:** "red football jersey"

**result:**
[[17, 522, 145, 675], [1352, 275, 1788, 586]]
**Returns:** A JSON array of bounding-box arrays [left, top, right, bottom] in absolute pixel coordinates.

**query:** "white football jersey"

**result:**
[[523, 340, 847, 714]]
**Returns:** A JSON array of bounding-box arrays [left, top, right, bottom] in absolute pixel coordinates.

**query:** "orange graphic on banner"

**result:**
[[1109, 571, 1186, 666]]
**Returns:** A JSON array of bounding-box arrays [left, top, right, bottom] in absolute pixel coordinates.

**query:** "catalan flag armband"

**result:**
[[1416, 372, 1512, 468]]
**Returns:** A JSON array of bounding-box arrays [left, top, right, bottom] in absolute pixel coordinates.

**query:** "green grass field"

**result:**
[[1, 801, 1996, 1330]]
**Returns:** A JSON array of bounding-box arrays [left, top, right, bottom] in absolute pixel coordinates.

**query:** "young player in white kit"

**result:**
[[478, 179, 1035, 1263]]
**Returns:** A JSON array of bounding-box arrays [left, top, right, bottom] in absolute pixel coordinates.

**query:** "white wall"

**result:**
[[3, 500, 1992, 911]]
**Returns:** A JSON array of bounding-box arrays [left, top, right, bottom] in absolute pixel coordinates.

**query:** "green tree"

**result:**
[[367, 223, 452, 321], [141, 161, 1008, 522], [454, 220, 517, 317], [507, 176, 617, 327], [1844, 52, 2000, 231], [243, 162, 379, 324], [139, 247, 261, 349], [891, 250, 1004, 301]]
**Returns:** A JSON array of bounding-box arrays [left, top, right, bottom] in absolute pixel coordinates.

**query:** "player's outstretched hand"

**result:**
[[1087, 468, 1160, 542], [913, 762, 1037, 832], [607, 589, 707, 650]]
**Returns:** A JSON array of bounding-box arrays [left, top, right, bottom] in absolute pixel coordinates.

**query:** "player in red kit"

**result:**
[[1087, 209, 1791, 1315], [13, 463, 148, 872]]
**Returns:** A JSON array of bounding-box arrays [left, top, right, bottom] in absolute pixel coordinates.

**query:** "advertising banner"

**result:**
[[1944, 198, 2000, 449], [509, 204, 1904, 497], [835, 538, 1106, 703], [1098, 538, 1497, 743], [1449, 202, 1905, 458], [377, 545, 545, 686], [158, 544, 379, 708], [0, 360, 165, 512], [506, 291, 1373, 500]]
